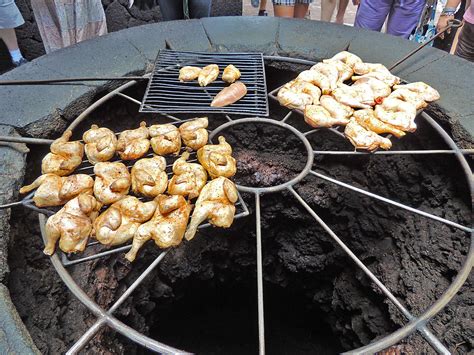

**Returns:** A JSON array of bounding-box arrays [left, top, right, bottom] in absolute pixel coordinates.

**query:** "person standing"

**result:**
[[353, 0, 426, 38], [0, 0, 27, 66], [321, 0, 349, 24], [272, 0, 313, 18], [31, 0, 107, 54], [152, 0, 212, 20]]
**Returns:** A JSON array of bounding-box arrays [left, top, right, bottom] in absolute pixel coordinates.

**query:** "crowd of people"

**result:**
[[0, 0, 472, 68]]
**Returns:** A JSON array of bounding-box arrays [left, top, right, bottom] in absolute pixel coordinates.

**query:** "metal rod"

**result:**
[[0, 200, 25, 209], [255, 192, 265, 355], [0, 77, 148, 86], [389, 19, 463, 71], [0, 136, 54, 145], [288, 186, 450, 355], [281, 111, 292, 123], [313, 149, 474, 155], [311, 170, 472, 233]]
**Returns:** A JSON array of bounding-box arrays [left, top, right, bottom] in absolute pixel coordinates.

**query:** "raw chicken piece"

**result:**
[[374, 98, 417, 132], [304, 105, 350, 128], [332, 84, 375, 109], [392, 82, 440, 102], [298, 70, 332, 94], [83, 125, 117, 164], [93, 196, 156, 246], [93, 162, 131, 205], [125, 194, 192, 262], [310, 62, 339, 91], [222, 64, 241, 83], [149, 123, 181, 155], [353, 109, 406, 138], [179, 117, 209, 150], [198, 64, 219, 86], [323, 60, 353, 84], [131, 155, 168, 198], [116, 122, 150, 160], [211, 82, 247, 107], [353, 62, 391, 75], [179, 66, 202, 82], [319, 95, 353, 120], [185, 177, 237, 241], [388, 89, 427, 110], [344, 119, 392, 151], [323, 51, 363, 69], [42, 130, 84, 176], [44, 194, 101, 255], [20, 173, 94, 207], [352, 77, 391, 99], [168, 151, 208, 199], [197, 136, 236, 179], [352, 71, 401, 87], [277, 79, 321, 109]]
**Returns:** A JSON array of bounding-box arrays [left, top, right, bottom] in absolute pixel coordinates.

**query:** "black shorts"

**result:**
[[455, 21, 474, 62]]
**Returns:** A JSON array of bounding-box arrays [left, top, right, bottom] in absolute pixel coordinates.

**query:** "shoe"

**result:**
[[251, 0, 259, 8], [13, 58, 28, 67], [258, 10, 268, 16]]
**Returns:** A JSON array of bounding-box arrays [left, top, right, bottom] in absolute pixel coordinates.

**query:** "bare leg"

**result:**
[[273, 4, 295, 17], [260, 0, 267, 11], [336, 0, 349, 24], [0, 28, 19, 51], [294, 3, 309, 18], [321, 0, 337, 21]]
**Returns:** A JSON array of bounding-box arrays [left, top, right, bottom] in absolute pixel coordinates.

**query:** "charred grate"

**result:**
[[140, 50, 269, 116]]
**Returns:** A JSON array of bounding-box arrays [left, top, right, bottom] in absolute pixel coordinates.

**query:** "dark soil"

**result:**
[[7, 67, 473, 354]]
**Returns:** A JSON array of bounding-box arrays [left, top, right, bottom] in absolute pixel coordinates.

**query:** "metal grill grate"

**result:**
[[140, 50, 269, 116]]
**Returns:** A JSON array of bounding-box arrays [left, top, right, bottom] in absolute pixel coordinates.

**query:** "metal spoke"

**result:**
[[288, 186, 450, 355], [255, 192, 265, 355], [0, 136, 53, 145], [311, 170, 472, 233], [281, 111, 292, 122], [313, 149, 474, 155], [62, 245, 132, 267]]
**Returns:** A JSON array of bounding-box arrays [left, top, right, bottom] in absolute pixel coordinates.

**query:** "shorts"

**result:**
[[455, 21, 474, 62], [272, 0, 313, 5], [0, 0, 25, 29]]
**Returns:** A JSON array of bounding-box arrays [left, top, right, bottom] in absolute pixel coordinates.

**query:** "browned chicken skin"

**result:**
[[222, 64, 241, 83], [198, 64, 219, 87], [179, 117, 209, 150], [93, 162, 131, 205], [352, 109, 406, 138], [197, 136, 236, 179], [344, 119, 392, 151], [131, 155, 168, 198], [179, 66, 202, 82], [184, 177, 238, 241], [168, 151, 208, 199], [42, 130, 84, 176], [20, 173, 94, 207], [149, 123, 182, 156], [44, 194, 102, 255], [304, 105, 350, 128], [116, 121, 150, 160], [83, 125, 117, 164], [125, 194, 192, 262], [93, 196, 157, 246]]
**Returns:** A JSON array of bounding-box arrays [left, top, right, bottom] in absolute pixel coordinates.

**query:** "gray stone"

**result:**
[[212, 0, 242, 16], [160, 20, 212, 52]]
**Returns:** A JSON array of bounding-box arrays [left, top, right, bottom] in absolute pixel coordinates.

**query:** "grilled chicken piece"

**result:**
[[179, 66, 202, 82], [116, 121, 150, 160], [374, 98, 417, 132], [20, 173, 94, 207], [184, 177, 237, 241], [222, 64, 241, 83], [211, 82, 247, 107], [198, 64, 219, 87], [149, 123, 182, 156], [332, 84, 375, 109], [131, 155, 168, 198], [323, 51, 363, 69], [304, 105, 350, 128], [42, 130, 84, 176], [179, 117, 209, 150], [310, 62, 339, 91], [197, 136, 236, 179], [352, 71, 401, 87], [125, 194, 191, 262], [298, 70, 332, 94], [322, 60, 353, 84], [353, 62, 390, 75], [83, 125, 117, 164], [44, 194, 101, 255], [168, 151, 208, 199], [352, 77, 392, 99], [93, 196, 156, 246], [353, 109, 406, 138], [277, 79, 321, 109], [93, 162, 131, 205], [388, 88, 427, 110], [344, 119, 392, 151], [320, 95, 353, 120], [392, 82, 440, 102]]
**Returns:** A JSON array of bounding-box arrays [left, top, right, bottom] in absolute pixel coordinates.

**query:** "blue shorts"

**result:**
[[272, 0, 313, 5]]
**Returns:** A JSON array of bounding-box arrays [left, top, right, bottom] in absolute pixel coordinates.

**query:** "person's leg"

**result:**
[[454, 21, 474, 62], [158, 0, 184, 21], [0, 28, 26, 65], [273, 0, 295, 18], [386, 0, 425, 38], [189, 0, 212, 18], [321, 0, 337, 21], [354, 0, 392, 32], [335, 0, 349, 24], [259, 0, 268, 15], [294, 3, 310, 18]]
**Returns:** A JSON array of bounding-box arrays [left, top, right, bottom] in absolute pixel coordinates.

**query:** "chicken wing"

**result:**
[[44, 194, 101, 255], [149, 123, 182, 156], [388, 88, 427, 110], [392, 82, 440, 102], [197, 136, 236, 179], [184, 177, 237, 241], [374, 98, 417, 132], [93, 196, 156, 246], [310, 62, 339, 91], [332, 84, 375, 109], [320, 95, 353, 120], [344, 119, 392, 151], [198, 64, 219, 87], [20, 173, 94, 207], [93, 162, 131, 205], [352, 109, 406, 138], [116, 121, 150, 160], [131, 155, 168, 198], [179, 117, 209, 150], [323, 59, 353, 84], [42, 130, 84, 176], [83, 125, 117, 164], [323, 51, 363, 69], [304, 105, 349, 128], [168, 151, 208, 199], [352, 71, 401, 87], [222, 64, 241, 83], [277, 79, 321, 109], [297, 70, 332, 94], [179, 66, 202, 82], [352, 77, 391, 99], [125, 194, 192, 262]]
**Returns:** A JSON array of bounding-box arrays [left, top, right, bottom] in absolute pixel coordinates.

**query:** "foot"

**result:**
[[258, 10, 268, 16], [336, 15, 345, 24], [12, 58, 28, 67], [251, 0, 260, 8]]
